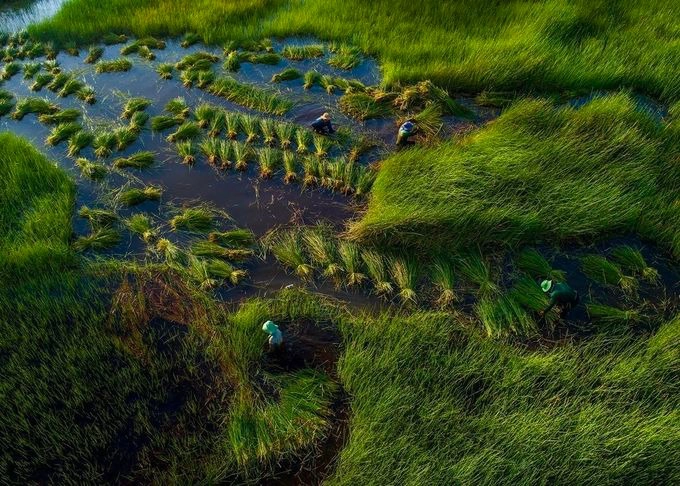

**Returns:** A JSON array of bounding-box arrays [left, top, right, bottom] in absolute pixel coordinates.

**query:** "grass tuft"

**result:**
[[118, 186, 162, 206], [95, 58, 132, 73], [113, 151, 155, 170]]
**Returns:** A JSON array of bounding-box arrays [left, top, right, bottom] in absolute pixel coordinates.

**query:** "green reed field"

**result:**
[[29, 0, 680, 101], [351, 92, 680, 255]]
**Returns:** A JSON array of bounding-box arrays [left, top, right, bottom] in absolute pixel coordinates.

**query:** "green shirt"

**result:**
[[545, 283, 577, 312]]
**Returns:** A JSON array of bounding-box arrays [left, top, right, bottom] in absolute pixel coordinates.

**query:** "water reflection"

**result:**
[[0, 0, 65, 33]]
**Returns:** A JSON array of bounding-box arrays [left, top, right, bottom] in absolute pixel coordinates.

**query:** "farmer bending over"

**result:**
[[262, 320, 284, 353], [311, 112, 335, 135], [397, 120, 417, 146], [540, 280, 579, 317]]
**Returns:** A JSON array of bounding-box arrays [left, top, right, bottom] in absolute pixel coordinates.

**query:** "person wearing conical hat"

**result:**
[[540, 280, 579, 317], [311, 112, 335, 134], [262, 320, 284, 352]]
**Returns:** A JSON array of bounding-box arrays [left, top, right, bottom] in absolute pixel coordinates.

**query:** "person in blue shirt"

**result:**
[[397, 120, 417, 146], [311, 112, 335, 134], [262, 320, 284, 353]]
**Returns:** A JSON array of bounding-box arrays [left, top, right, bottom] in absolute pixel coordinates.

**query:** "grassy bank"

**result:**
[[28, 0, 680, 101], [332, 311, 680, 484], [350, 93, 680, 255]]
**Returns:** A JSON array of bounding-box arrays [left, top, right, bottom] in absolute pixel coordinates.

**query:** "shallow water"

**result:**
[[0, 0, 65, 32]]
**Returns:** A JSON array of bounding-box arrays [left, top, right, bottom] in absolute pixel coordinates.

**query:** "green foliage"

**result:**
[[268, 230, 313, 281], [515, 248, 566, 281], [339, 92, 393, 120], [118, 186, 162, 206], [170, 207, 217, 233], [271, 67, 302, 83], [38, 108, 81, 125], [113, 151, 155, 170], [75, 158, 107, 180], [208, 76, 292, 115], [72, 228, 121, 252], [122, 97, 151, 119], [95, 58, 132, 73], [282, 44, 324, 60]]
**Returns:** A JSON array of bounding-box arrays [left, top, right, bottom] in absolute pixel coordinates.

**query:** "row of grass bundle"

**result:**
[[67, 130, 94, 157], [581, 255, 638, 294], [121, 97, 151, 119], [113, 151, 155, 170], [207, 76, 292, 115], [46, 122, 82, 146], [12, 97, 58, 120], [0, 90, 15, 117], [38, 108, 81, 125]]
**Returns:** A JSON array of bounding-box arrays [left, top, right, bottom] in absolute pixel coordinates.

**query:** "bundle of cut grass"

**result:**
[[170, 207, 216, 233], [165, 96, 190, 118], [611, 245, 660, 283], [338, 240, 366, 288], [405, 104, 443, 139], [224, 51, 241, 72], [431, 257, 457, 308], [0, 90, 15, 117], [233, 142, 249, 171], [240, 114, 258, 143], [394, 80, 472, 117], [38, 108, 81, 125], [313, 135, 332, 158], [269, 230, 314, 280], [102, 33, 127, 45], [328, 44, 362, 70], [129, 111, 149, 132], [260, 118, 277, 146], [67, 130, 93, 157], [46, 122, 82, 146], [296, 129, 311, 154], [76, 86, 97, 105], [362, 250, 393, 296], [476, 294, 535, 337], [12, 97, 58, 120], [64, 43, 79, 57], [155, 238, 186, 266], [22, 62, 41, 79], [181, 32, 202, 48], [75, 157, 107, 180], [199, 138, 221, 165], [179, 69, 200, 88], [118, 186, 162, 206], [208, 228, 255, 247], [57, 77, 84, 97], [47, 72, 69, 92], [95, 58, 132, 73], [150, 114, 182, 132], [93, 131, 117, 158], [283, 152, 298, 183], [216, 140, 233, 168], [515, 248, 566, 281], [271, 67, 302, 83], [156, 63, 173, 79], [303, 70, 322, 90], [177, 140, 196, 165], [587, 303, 642, 327], [44, 42, 58, 60], [275, 122, 295, 150], [120, 37, 165, 55], [191, 241, 253, 262], [581, 255, 637, 294], [354, 166, 376, 198], [79, 205, 118, 228], [348, 135, 376, 162], [175, 51, 219, 71], [167, 121, 200, 143], [0, 61, 20, 80], [282, 44, 324, 60], [458, 252, 498, 296], [198, 70, 216, 89], [389, 256, 418, 303], [84, 46, 104, 64], [121, 97, 151, 119], [220, 111, 238, 139], [302, 156, 322, 186], [72, 228, 121, 252], [30, 73, 53, 91], [114, 126, 138, 151], [208, 110, 226, 137], [339, 92, 392, 120], [191, 257, 248, 289], [257, 147, 280, 179], [320, 75, 339, 95], [195, 102, 218, 128], [238, 52, 280, 65], [126, 213, 157, 243], [208, 76, 292, 115], [113, 151, 155, 169]]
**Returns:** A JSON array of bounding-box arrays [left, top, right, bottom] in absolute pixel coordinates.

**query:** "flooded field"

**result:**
[[0, 0, 65, 32]]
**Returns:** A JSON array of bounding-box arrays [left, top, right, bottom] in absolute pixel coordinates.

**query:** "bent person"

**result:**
[[311, 112, 335, 134], [397, 120, 417, 146], [262, 320, 284, 353], [540, 280, 579, 317]]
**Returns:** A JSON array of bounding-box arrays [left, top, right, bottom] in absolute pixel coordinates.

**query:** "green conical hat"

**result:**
[[541, 280, 553, 292], [262, 320, 278, 334]]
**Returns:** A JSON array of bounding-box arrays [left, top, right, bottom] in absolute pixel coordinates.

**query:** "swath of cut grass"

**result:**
[[167, 121, 200, 143], [191, 241, 253, 262], [269, 230, 313, 281], [165, 96, 190, 118], [95, 58, 132, 73], [113, 151, 155, 170], [75, 158, 107, 180], [46, 122, 82, 146], [170, 207, 216, 233], [67, 130, 93, 157], [84, 46, 103, 64], [208, 76, 292, 116], [208, 229, 255, 248], [12, 97, 59, 120], [271, 67, 302, 83], [328, 44, 362, 70], [340, 92, 393, 120], [389, 256, 418, 304], [611, 245, 660, 284], [38, 108, 81, 125], [581, 255, 637, 294], [72, 228, 121, 252], [282, 44, 324, 60], [122, 97, 151, 119], [362, 250, 392, 296], [118, 186, 162, 206], [177, 140, 197, 165], [458, 252, 498, 296], [156, 63, 173, 80], [126, 213, 157, 243], [93, 131, 116, 158], [151, 115, 182, 132], [78, 205, 117, 228]]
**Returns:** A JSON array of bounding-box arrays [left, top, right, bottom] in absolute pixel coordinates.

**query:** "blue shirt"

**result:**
[[399, 121, 415, 135]]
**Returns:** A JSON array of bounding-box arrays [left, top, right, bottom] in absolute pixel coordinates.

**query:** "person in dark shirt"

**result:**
[[397, 120, 417, 146], [311, 112, 335, 134], [540, 280, 579, 317]]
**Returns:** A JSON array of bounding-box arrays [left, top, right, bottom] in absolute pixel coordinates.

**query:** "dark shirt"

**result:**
[[544, 283, 578, 313], [311, 117, 334, 133]]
